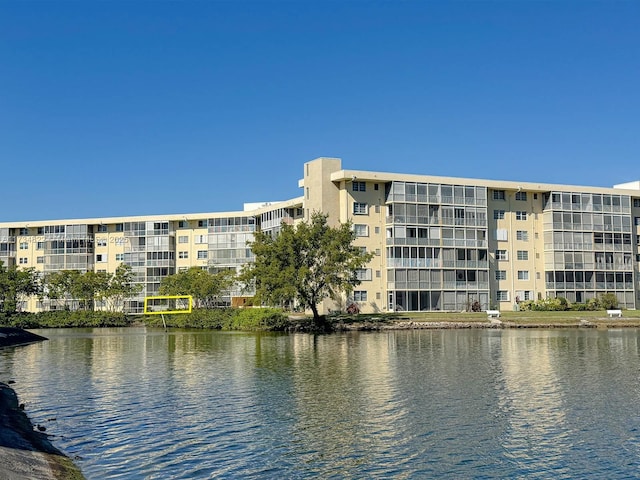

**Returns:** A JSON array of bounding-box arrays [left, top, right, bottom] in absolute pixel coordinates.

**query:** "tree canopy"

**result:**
[[159, 267, 236, 308], [0, 261, 41, 313], [44, 264, 141, 312], [241, 212, 374, 324]]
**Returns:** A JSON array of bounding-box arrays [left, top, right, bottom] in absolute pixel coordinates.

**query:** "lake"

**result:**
[[1, 327, 639, 479]]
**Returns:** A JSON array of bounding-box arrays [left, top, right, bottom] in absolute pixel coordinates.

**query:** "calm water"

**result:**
[[1, 327, 640, 479]]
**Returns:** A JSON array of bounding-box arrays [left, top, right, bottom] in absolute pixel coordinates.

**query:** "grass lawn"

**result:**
[[325, 309, 640, 327]]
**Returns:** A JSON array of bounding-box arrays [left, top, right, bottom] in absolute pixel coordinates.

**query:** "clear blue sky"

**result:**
[[1, 1, 639, 221]]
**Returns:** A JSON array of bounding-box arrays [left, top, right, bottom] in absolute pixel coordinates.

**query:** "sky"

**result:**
[[1, 1, 639, 222]]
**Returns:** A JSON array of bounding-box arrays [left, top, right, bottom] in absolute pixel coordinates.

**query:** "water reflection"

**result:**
[[1, 328, 640, 479]]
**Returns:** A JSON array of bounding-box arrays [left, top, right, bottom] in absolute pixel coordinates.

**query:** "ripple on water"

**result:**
[[2, 328, 640, 479]]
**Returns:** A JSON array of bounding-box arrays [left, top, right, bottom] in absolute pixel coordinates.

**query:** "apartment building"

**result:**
[[1, 157, 638, 313]]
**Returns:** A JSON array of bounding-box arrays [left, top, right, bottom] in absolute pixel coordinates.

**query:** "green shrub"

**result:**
[[586, 297, 601, 311], [570, 303, 589, 311], [598, 293, 619, 310], [0, 311, 129, 328], [143, 307, 288, 331]]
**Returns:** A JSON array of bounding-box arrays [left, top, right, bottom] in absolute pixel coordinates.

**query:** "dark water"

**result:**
[[1, 327, 640, 479]]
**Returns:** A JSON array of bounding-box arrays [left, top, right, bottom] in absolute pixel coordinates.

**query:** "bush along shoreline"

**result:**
[[0, 308, 291, 331], [1, 306, 639, 332]]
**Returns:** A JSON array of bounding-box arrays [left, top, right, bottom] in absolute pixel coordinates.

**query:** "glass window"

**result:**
[[517, 270, 529, 280], [494, 210, 505, 220], [353, 203, 368, 215], [516, 211, 527, 220], [354, 224, 369, 237], [353, 290, 367, 301], [495, 270, 506, 280], [516, 230, 529, 241], [517, 250, 529, 261], [495, 250, 508, 260], [496, 291, 509, 301], [515, 191, 527, 201], [493, 190, 505, 200]]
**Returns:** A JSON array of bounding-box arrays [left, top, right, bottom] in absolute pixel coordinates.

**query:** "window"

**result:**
[[19, 228, 28, 235], [355, 268, 372, 281], [515, 191, 527, 201], [198, 220, 208, 228], [179, 251, 189, 259], [19, 242, 28, 250], [517, 250, 529, 261], [178, 220, 188, 228], [494, 229, 507, 241], [635, 217, 640, 226], [36, 242, 44, 250], [376, 270, 381, 278], [195, 235, 208, 244], [353, 290, 367, 302], [37, 227, 44, 235], [496, 291, 509, 301], [516, 211, 527, 220], [97, 239, 107, 247], [375, 248, 381, 256], [354, 224, 369, 237], [353, 202, 368, 215], [19, 257, 28, 264], [375, 205, 380, 213], [494, 210, 505, 220], [517, 270, 529, 280], [115, 223, 124, 232], [634, 198, 640, 208], [115, 254, 124, 261], [516, 230, 529, 241], [36, 256, 44, 264], [358, 246, 367, 254], [374, 183, 379, 191], [495, 250, 508, 261], [352, 181, 366, 192], [97, 225, 108, 232], [495, 270, 506, 280], [178, 235, 189, 243], [96, 254, 107, 262], [493, 190, 505, 200], [516, 290, 533, 301], [197, 250, 208, 259]]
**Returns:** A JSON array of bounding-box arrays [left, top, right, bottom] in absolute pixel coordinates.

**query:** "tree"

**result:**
[[104, 264, 142, 312], [159, 267, 236, 308], [44, 267, 141, 312], [43, 270, 81, 310], [0, 261, 42, 313], [241, 212, 374, 325]]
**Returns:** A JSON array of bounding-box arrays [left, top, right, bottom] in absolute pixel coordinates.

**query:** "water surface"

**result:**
[[1, 327, 639, 479]]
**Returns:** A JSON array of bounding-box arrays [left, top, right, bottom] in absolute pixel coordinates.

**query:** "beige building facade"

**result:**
[[1, 157, 639, 313]]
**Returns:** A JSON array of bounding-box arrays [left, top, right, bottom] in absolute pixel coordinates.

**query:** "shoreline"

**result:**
[[0, 381, 85, 480]]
